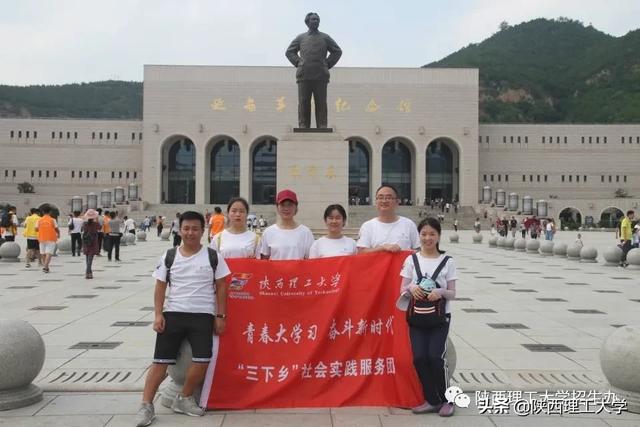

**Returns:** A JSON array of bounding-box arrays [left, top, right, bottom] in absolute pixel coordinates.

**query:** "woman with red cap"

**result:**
[[259, 189, 314, 260]]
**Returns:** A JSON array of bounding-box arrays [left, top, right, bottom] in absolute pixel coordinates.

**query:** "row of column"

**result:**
[[482, 186, 548, 217], [70, 183, 139, 212]]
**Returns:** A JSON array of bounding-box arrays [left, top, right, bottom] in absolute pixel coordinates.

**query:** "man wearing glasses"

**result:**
[[357, 184, 420, 253]]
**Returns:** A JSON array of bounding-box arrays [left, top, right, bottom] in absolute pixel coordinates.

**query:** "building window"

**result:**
[[637, 137, 639, 144], [497, 175, 501, 182], [537, 175, 540, 182], [79, 171, 83, 178], [616, 175, 620, 182], [522, 175, 525, 182], [596, 137, 599, 144], [510, 136, 513, 143], [126, 171, 130, 179], [18, 131, 22, 138], [38, 170, 42, 178], [562, 175, 565, 182], [71, 171, 75, 178], [568, 175, 572, 182], [556, 136, 560, 144], [576, 175, 580, 182], [54, 171, 57, 178], [111, 171, 115, 179], [99, 132, 103, 139], [601, 175, 604, 182], [94, 171, 97, 179], [564, 136, 567, 144], [483, 174, 487, 182], [119, 171, 122, 179], [59, 131, 63, 138], [505, 175, 509, 182], [74, 132, 78, 139], [4, 170, 7, 177], [503, 136, 506, 143], [624, 175, 627, 183], [478, 136, 482, 144], [584, 175, 587, 182], [131, 132, 135, 140], [517, 136, 521, 143], [107, 132, 110, 140], [544, 175, 548, 182], [542, 136, 545, 143], [10, 130, 14, 138], [133, 171, 137, 179], [67, 131, 70, 139], [26, 131, 30, 138], [604, 136, 607, 144], [92, 132, 96, 140], [529, 175, 533, 182], [485, 136, 489, 143], [12, 170, 16, 177], [114, 132, 118, 140], [589, 137, 592, 144], [621, 136, 625, 144], [525, 136, 528, 143], [34, 131, 37, 139], [30, 170, 34, 178], [139, 132, 142, 140], [46, 170, 49, 178], [490, 174, 494, 182], [608, 175, 612, 182]]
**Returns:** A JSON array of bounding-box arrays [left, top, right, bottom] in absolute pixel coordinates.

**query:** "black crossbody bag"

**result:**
[[406, 254, 450, 328]]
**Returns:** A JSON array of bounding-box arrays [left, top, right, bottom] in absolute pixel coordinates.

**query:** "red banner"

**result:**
[[203, 252, 423, 409]]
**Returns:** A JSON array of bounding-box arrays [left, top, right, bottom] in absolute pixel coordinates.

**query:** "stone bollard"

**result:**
[[504, 237, 515, 250], [497, 237, 505, 249], [603, 246, 623, 267], [160, 230, 171, 241], [488, 236, 497, 248], [472, 233, 483, 244], [566, 244, 582, 261], [580, 246, 598, 263], [136, 231, 147, 242], [0, 242, 21, 262], [539, 240, 554, 257], [553, 242, 567, 257], [120, 235, 127, 246], [56, 236, 72, 254], [600, 325, 640, 413], [0, 319, 45, 410], [124, 233, 136, 246], [526, 239, 540, 254], [514, 238, 526, 252], [449, 233, 459, 244], [628, 248, 640, 270]]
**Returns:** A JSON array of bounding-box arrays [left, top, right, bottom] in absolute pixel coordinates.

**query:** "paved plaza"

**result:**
[[0, 229, 639, 426]]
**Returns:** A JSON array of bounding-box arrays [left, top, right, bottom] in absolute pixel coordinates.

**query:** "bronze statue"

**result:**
[[286, 12, 342, 129]]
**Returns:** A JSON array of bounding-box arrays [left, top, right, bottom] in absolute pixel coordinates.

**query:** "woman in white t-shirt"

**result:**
[[309, 204, 356, 258], [397, 217, 458, 417], [210, 197, 260, 259], [260, 189, 314, 260]]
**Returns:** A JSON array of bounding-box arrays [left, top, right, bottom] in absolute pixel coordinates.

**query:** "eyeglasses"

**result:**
[[376, 195, 397, 201]]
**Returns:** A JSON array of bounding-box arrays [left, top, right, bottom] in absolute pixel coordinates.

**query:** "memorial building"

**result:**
[[0, 65, 638, 227]]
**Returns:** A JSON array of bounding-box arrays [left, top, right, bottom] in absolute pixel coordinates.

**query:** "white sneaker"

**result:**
[[171, 393, 205, 417], [135, 402, 155, 426]]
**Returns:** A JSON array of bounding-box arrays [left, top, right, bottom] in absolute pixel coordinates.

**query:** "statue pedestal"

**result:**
[[277, 131, 347, 229]]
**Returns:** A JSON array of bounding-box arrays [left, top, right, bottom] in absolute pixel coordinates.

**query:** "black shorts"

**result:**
[[153, 312, 214, 364], [27, 239, 39, 250]]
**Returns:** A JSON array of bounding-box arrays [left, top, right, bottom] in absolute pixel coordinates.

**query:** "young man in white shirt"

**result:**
[[357, 184, 420, 253], [136, 211, 230, 427]]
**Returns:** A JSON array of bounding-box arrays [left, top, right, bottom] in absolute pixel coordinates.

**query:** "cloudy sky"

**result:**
[[1, 0, 638, 85]]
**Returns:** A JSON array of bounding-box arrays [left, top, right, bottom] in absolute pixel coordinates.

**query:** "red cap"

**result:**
[[276, 189, 298, 204]]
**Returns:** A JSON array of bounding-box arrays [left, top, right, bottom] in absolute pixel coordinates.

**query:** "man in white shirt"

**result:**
[[357, 184, 420, 253], [136, 211, 230, 427], [124, 216, 136, 235]]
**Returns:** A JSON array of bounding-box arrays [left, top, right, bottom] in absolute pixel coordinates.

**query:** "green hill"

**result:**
[[0, 81, 142, 119], [426, 18, 640, 123]]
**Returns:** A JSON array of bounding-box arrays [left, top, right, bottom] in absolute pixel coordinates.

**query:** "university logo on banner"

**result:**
[[201, 252, 423, 409]]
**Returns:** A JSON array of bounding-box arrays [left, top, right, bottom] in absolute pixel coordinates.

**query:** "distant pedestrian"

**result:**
[[36, 205, 59, 273], [68, 211, 84, 256], [82, 209, 101, 279]]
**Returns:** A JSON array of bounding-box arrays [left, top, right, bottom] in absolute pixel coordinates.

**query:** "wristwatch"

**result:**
[[215, 314, 227, 319]]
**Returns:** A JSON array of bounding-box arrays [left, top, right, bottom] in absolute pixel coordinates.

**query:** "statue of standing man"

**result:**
[[286, 13, 342, 129]]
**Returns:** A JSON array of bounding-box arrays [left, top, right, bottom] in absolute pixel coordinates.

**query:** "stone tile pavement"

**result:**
[[0, 230, 638, 426]]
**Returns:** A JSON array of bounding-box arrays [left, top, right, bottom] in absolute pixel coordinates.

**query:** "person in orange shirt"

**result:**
[[102, 210, 112, 254], [35, 205, 60, 273], [208, 207, 226, 242]]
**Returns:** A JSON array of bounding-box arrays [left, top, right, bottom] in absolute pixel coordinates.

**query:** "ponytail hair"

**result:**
[[417, 217, 445, 254]]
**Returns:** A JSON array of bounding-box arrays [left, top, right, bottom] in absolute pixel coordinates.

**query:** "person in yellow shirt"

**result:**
[[23, 208, 41, 268], [620, 210, 635, 267]]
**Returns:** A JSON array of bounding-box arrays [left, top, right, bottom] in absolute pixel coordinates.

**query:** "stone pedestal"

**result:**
[[514, 238, 526, 252], [504, 237, 515, 250], [160, 230, 171, 241], [601, 325, 640, 413], [567, 244, 582, 261], [56, 237, 72, 254], [0, 319, 45, 410], [553, 242, 567, 257], [472, 233, 483, 244], [0, 242, 21, 262], [488, 237, 497, 247], [277, 131, 348, 229], [449, 233, 459, 243], [526, 239, 540, 254], [539, 240, 554, 256], [603, 246, 623, 266], [136, 231, 147, 241], [580, 247, 598, 263], [628, 248, 640, 270]]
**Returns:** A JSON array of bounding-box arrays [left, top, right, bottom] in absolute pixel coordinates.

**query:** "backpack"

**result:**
[[82, 228, 95, 246], [406, 254, 451, 328], [164, 247, 218, 286]]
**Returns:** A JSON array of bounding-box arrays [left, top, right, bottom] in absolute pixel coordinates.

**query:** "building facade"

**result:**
[[1, 65, 638, 226]]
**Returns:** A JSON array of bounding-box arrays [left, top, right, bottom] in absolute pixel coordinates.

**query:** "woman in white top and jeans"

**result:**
[[309, 204, 356, 258], [210, 197, 260, 259], [260, 189, 314, 260]]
